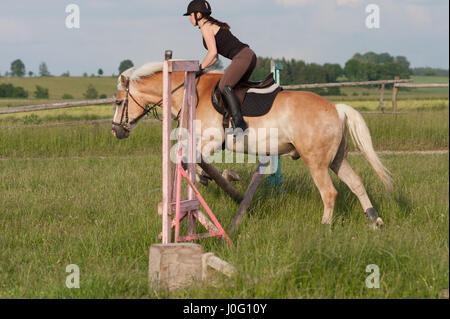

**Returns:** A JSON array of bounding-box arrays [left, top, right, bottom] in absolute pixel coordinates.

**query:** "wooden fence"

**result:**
[[283, 77, 448, 113], [283, 78, 414, 113], [0, 98, 115, 115], [392, 81, 449, 112], [0, 78, 447, 116]]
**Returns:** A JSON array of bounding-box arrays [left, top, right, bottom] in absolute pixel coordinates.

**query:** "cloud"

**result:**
[[275, 0, 363, 7], [0, 18, 31, 43], [336, 0, 363, 7], [275, 0, 314, 5]]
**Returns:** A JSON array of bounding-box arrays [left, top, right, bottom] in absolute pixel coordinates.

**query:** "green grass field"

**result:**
[[0, 76, 117, 102], [412, 76, 450, 84], [0, 106, 448, 298]]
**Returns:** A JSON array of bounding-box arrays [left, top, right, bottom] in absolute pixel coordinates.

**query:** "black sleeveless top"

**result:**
[[202, 28, 249, 60]]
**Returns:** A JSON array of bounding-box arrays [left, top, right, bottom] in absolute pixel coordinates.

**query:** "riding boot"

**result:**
[[222, 85, 248, 132]]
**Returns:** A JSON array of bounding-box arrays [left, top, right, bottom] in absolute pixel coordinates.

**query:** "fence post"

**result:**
[[392, 76, 400, 113], [378, 83, 385, 112], [267, 60, 285, 193]]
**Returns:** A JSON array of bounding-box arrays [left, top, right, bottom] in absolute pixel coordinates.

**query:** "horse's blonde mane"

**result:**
[[117, 62, 163, 91], [117, 61, 224, 91]]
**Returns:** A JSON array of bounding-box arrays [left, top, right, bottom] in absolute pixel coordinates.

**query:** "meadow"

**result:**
[[0, 76, 117, 102], [0, 102, 448, 298]]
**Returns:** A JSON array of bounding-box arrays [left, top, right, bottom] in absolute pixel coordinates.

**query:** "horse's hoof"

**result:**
[[366, 208, 384, 230], [369, 219, 384, 230], [197, 174, 209, 186], [321, 216, 333, 225], [222, 169, 240, 182], [374, 217, 384, 228]]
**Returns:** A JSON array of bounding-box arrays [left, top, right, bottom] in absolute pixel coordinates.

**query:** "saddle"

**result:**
[[211, 73, 283, 119]]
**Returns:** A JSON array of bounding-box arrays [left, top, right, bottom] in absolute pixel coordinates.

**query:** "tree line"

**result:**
[[250, 51, 415, 86], [0, 82, 108, 100], [1, 59, 133, 78], [5, 53, 441, 82]]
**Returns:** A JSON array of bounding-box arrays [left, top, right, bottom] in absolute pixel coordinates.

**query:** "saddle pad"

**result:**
[[211, 81, 283, 118], [241, 85, 282, 117]]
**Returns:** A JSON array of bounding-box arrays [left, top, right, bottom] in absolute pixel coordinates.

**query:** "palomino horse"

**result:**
[[112, 62, 392, 228]]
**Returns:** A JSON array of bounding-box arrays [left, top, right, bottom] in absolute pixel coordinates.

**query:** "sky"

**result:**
[[0, 0, 448, 76]]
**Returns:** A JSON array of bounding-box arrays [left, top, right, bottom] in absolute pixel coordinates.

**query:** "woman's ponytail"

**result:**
[[204, 16, 230, 30]]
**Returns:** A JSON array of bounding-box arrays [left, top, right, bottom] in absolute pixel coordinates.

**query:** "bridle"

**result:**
[[112, 77, 200, 132]]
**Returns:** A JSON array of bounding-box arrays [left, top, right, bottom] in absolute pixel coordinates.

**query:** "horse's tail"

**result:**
[[335, 103, 393, 193]]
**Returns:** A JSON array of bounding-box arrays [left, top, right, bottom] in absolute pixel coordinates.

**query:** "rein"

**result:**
[[112, 76, 201, 132]]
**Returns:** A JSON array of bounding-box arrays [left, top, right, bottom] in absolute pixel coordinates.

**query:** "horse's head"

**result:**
[[112, 63, 164, 139], [111, 74, 144, 139]]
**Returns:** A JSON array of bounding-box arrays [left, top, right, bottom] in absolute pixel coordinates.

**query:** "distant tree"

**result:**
[[323, 63, 343, 83], [14, 86, 29, 98], [249, 57, 272, 82], [11, 59, 26, 77], [119, 59, 134, 74], [424, 69, 437, 76], [62, 93, 74, 100], [394, 56, 410, 72], [345, 52, 411, 81], [83, 84, 98, 99], [4, 71, 10, 77], [377, 53, 395, 64], [98, 68, 104, 76], [39, 62, 51, 77], [361, 52, 378, 64], [34, 85, 49, 99], [28, 71, 34, 77], [0, 83, 28, 98], [83, 72, 88, 77], [99, 93, 107, 99], [413, 67, 448, 77], [344, 59, 366, 81], [61, 71, 70, 77]]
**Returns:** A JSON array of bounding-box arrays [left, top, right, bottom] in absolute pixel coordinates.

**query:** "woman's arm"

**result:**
[[200, 24, 218, 69]]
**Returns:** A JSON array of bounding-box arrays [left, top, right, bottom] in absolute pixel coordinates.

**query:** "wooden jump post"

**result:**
[[149, 51, 237, 292], [159, 51, 231, 245], [155, 50, 269, 235]]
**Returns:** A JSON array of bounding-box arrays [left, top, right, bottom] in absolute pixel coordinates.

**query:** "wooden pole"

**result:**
[[395, 83, 449, 88], [186, 71, 197, 236], [199, 160, 243, 203], [161, 51, 173, 244], [230, 161, 269, 232], [0, 98, 115, 115], [392, 76, 400, 113], [282, 79, 412, 90], [378, 83, 385, 112]]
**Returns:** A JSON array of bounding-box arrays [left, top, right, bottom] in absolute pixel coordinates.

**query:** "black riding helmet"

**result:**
[[183, 0, 212, 26]]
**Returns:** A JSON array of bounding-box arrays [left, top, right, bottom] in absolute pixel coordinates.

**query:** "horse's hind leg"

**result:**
[[304, 162, 338, 225], [330, 157, 384, 228]]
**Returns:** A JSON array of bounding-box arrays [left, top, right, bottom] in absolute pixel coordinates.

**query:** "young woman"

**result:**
[[184, 0, 256, 131]]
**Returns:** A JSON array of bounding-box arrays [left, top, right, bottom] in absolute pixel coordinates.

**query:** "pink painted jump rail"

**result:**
[[159, 53, 231, 245]]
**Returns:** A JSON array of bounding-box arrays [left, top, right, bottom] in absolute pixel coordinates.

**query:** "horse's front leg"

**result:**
[[194, 126, 240, 185]]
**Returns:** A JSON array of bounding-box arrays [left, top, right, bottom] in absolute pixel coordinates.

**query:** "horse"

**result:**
[[112, 62, 392, 228]]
